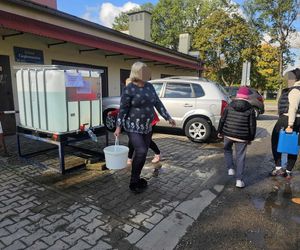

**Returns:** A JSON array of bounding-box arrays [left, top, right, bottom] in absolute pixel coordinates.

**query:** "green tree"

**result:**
[[193, 9, 260, 86], [243, 0, 298, 89], [151, 0, 185, 49], [182, 0, 236, 37], [112, 0, 232, 49], [151, 0, 232, 49], [251, 44, 281, 91], [112, 3, 154, 31]]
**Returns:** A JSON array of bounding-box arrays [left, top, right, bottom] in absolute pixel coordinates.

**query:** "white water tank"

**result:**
[[16, 65, 103, 133]]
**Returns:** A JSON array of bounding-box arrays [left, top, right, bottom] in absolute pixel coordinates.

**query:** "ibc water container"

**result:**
[[16, 65, 103, 133]]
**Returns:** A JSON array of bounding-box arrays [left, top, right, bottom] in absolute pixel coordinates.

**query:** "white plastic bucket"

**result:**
[[103, 138, 129, 169]]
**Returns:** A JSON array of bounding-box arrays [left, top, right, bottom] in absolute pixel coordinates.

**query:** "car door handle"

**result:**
[[184, 104, 193, 107]]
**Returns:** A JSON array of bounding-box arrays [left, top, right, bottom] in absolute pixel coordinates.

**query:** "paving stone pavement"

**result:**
[[0, 115, 277, 250]]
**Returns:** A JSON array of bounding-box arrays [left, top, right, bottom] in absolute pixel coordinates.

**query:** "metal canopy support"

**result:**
[[105, 53, 123, 58], [124, 57, 141, 61], [79, 48, 98, 54], [47, 41, 67, 48], [197, 61, 202, 77], [2, 32, 23, 40]]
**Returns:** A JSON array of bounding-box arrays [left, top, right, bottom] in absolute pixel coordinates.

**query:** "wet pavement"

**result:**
[[175, 117, 300, 250], [175, 171, 300, 250], [0, 113, 299, 249]]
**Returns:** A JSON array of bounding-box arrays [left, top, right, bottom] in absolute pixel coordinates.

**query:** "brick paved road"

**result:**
[[0, 115, 277, 250]]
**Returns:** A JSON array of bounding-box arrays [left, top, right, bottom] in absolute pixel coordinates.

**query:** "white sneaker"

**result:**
[[236, 180, 245, 188], [228, 169, 235, 176]]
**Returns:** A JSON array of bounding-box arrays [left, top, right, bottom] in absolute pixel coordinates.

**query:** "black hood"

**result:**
[[230, 99, 252, 112]]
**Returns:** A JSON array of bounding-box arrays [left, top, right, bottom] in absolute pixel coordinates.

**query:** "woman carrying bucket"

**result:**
[[270, 68, 300, 179], [114, 62, 175, 193], [109, 78, 163, 165]]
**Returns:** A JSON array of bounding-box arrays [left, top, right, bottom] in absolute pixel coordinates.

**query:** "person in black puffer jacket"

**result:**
[[218, 86, 257, 188]]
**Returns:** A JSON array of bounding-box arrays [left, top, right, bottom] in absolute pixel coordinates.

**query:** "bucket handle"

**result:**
[[114, 137, 119, 151]]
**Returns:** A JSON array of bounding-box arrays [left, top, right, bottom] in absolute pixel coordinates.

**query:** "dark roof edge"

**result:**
[[7, 0, 200, 63], [128, 10, 152, 16]]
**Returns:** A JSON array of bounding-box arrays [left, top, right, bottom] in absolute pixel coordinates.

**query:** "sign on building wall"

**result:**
[[14, 47, 44, 64]]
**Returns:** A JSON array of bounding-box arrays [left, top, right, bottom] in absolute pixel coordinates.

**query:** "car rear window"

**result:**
[[164, 83, 193, 98], [192, 84, 205, 97]]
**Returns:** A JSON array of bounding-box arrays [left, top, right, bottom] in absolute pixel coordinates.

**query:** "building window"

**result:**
[[120, 69, 130, 94]]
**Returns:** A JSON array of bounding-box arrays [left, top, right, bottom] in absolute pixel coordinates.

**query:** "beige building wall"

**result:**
[[0, 33, 196, 112]]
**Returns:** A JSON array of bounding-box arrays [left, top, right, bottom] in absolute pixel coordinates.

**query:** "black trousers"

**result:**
[[271, 115, 300, 171], [128, 137, 160, 159], [127, 132, 152, 184]]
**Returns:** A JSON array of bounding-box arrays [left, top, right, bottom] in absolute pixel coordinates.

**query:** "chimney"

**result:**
[[29, 0, 57, 9], [178, 33, 191, 54], [128, 11, 151, 42]]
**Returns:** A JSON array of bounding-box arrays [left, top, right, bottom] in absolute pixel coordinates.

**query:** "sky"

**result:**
[[57, 0, 159, 27], [56, 0, 299, 69], [57, 0, 246, 28]]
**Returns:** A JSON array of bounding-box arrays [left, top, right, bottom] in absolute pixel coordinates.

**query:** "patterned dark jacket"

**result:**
[[117, 82, 171, 134]]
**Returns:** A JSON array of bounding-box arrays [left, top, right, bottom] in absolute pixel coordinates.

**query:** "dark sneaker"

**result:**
[[269, 168, 286, 177], [138, 178, 148, 189], [129, 183, 144, 194]]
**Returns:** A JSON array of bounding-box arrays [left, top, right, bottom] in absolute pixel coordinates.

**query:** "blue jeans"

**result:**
[[127, 132, 152, 184], [224, 137, 248, 180], [271, 115, 300, 171]]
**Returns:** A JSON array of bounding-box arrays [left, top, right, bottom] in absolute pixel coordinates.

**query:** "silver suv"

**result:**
[[103, 77, 230, 142]]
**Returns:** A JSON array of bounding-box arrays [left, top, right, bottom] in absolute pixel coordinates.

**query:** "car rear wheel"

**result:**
[[184, 117, 211, 142], [103, 110, 117, 132]]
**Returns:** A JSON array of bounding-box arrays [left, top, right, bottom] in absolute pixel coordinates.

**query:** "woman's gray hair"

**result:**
[[129, 61, 149, 82]]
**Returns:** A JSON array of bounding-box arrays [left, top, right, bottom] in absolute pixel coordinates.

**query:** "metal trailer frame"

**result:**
[[15, 65, 108, 174], [17, 125, 108, 174]]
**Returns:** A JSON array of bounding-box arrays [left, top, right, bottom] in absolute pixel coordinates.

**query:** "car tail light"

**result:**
[[52, 133, 59, 141], [221, 100, 228, 115], [257, 96, 264, 102]]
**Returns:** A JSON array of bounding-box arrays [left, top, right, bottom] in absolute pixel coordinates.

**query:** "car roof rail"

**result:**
[[163, 76, 209, 82]]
